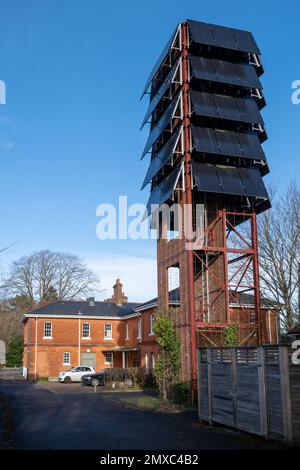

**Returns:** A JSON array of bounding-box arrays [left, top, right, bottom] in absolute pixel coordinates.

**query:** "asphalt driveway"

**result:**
[[0, 380, 283, 450]]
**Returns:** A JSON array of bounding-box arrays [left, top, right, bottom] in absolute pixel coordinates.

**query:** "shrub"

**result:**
[[6, 335, 23, 367], [143, 372, 157, 388], [153, 314, 180, 400], [172, 382, 191, 406]]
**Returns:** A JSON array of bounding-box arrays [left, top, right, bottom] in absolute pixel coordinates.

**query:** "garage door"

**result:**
[[81, 353, 96, 369]]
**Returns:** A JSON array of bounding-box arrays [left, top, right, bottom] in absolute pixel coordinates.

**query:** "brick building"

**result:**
[[22, 279, 279, 380]]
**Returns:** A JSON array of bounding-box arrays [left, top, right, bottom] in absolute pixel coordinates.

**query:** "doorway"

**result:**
[[81, 352, 96, 369]]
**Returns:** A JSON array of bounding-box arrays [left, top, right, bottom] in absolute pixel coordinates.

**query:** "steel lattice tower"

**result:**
[[140, 20, 271, 389]]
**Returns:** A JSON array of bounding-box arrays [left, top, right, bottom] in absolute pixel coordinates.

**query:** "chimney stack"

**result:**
[[106, 279, 128, 305]]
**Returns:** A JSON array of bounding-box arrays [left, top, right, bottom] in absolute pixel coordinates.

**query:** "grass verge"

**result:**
[[118, 394, 185, 413]]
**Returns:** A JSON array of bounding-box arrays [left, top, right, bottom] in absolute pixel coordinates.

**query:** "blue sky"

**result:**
[[0, 0, 299, 301]]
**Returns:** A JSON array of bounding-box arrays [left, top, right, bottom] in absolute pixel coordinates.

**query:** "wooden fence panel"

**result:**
[[236, 363, 261, 434], [198, 349, 209, 421], [289, 364, 300, 445], [211, 362, 234, 426], [197, 345, 300, 445], [265, 347, 284, 440]]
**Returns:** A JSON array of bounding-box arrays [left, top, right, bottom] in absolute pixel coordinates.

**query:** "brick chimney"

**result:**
[[106, 279, 128, 305]]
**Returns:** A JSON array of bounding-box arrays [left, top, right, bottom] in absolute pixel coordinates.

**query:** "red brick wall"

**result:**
[[23, 304, 278, 380], [23, 311, 159, 379]]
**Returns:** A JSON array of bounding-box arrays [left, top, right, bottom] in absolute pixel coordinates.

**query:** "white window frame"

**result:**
[[82, 322, 90, 339], [137, 318, 142, 339], [104, 352, 113, 365], [145, 352, 149, 372], [104, 323, 112, 340], [43, 321, 52, 339], [151, 352, 155, 369], [125, 322, 129, 340], [63, 352, 71, 366], [149, 314, 155, 336]]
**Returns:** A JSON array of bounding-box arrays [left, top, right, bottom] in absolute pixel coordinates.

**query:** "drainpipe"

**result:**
[[27, 317, 31, 380], [78, 311, 82, 366], [34, 316, 38, 381]]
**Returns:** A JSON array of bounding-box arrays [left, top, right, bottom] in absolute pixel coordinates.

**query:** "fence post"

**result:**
[[258, 347, 268, 438], [207, 348, 212, 425], [231, 349, 237, 427], [279, 346, 293, 445]]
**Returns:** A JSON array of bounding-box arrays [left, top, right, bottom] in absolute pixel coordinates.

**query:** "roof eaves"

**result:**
[[23, 313, 125, 321]]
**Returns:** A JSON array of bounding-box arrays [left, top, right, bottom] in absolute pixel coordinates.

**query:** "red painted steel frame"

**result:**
[[181, 22, 197, 393], [193, 209, 262, 344]]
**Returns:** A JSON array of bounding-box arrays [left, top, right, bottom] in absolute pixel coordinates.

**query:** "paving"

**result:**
[[0, 380, 284, 450]]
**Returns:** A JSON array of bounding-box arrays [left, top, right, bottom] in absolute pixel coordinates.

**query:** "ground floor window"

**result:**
[[104, 352, 113, 365], [151, 352, 155, 369], [63, 352, 70, 365], [145, 352, 149, 371]]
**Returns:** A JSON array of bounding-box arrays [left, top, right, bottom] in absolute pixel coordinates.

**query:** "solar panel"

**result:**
[[192, 162, 269, 200], [190, 90, 263, 125], [236, 97, 264, 125], [238, 167, 269, 198], [232, 29, 260, 55], [187, 20, 215, 47], [213, 93, 241, 122], [191, 126, 220, 155], [216, 166, 246, 195], [190, 56, 261, 89], [192, 162, 221, 193], [210, 24, 238, 51], [212, 129, 241, 157], [191, 126, 266, 161], [234, 63, 261, 89], [187, 19, 260, 54], [146, 165, 181, 213], [213, 59, 239, 85], [141, 58, 179, 130], [141, 27, 177, 99], [190, 90, 216, 118], [141, 95, 179, 159], [237, 133, 266, 160], [141, 128, 180, 189], [190, 56, 217, 82]]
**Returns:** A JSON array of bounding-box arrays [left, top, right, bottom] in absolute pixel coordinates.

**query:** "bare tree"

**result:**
[[6, 250, 99, 302], [257, 181, 300, 331]]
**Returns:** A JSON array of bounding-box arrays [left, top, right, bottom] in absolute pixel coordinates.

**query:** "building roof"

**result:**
[[27, 300, 141, 318], [135, 288, 277, 312], [24, 286, 277, 320]]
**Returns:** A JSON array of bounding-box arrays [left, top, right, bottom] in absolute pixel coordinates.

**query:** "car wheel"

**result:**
[[64, 376, 72, 383], [126, 378, 134, 387], [91, 378, 99, 387]]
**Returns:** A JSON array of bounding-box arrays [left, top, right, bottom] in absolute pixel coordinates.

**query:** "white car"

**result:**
[[59, 366, 95, 383]]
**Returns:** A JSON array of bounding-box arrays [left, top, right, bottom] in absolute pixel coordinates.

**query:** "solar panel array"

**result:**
[[140, 19, 270, 217]]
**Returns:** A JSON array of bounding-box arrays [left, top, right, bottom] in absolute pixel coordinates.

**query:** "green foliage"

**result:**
[[142, 373, 157, 388], [224, 323, 239, 346], [6, 335, 23, 367], [42, 286, 58, 303], [153, 313, 181, 400], [172, 382, 191, 406]]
